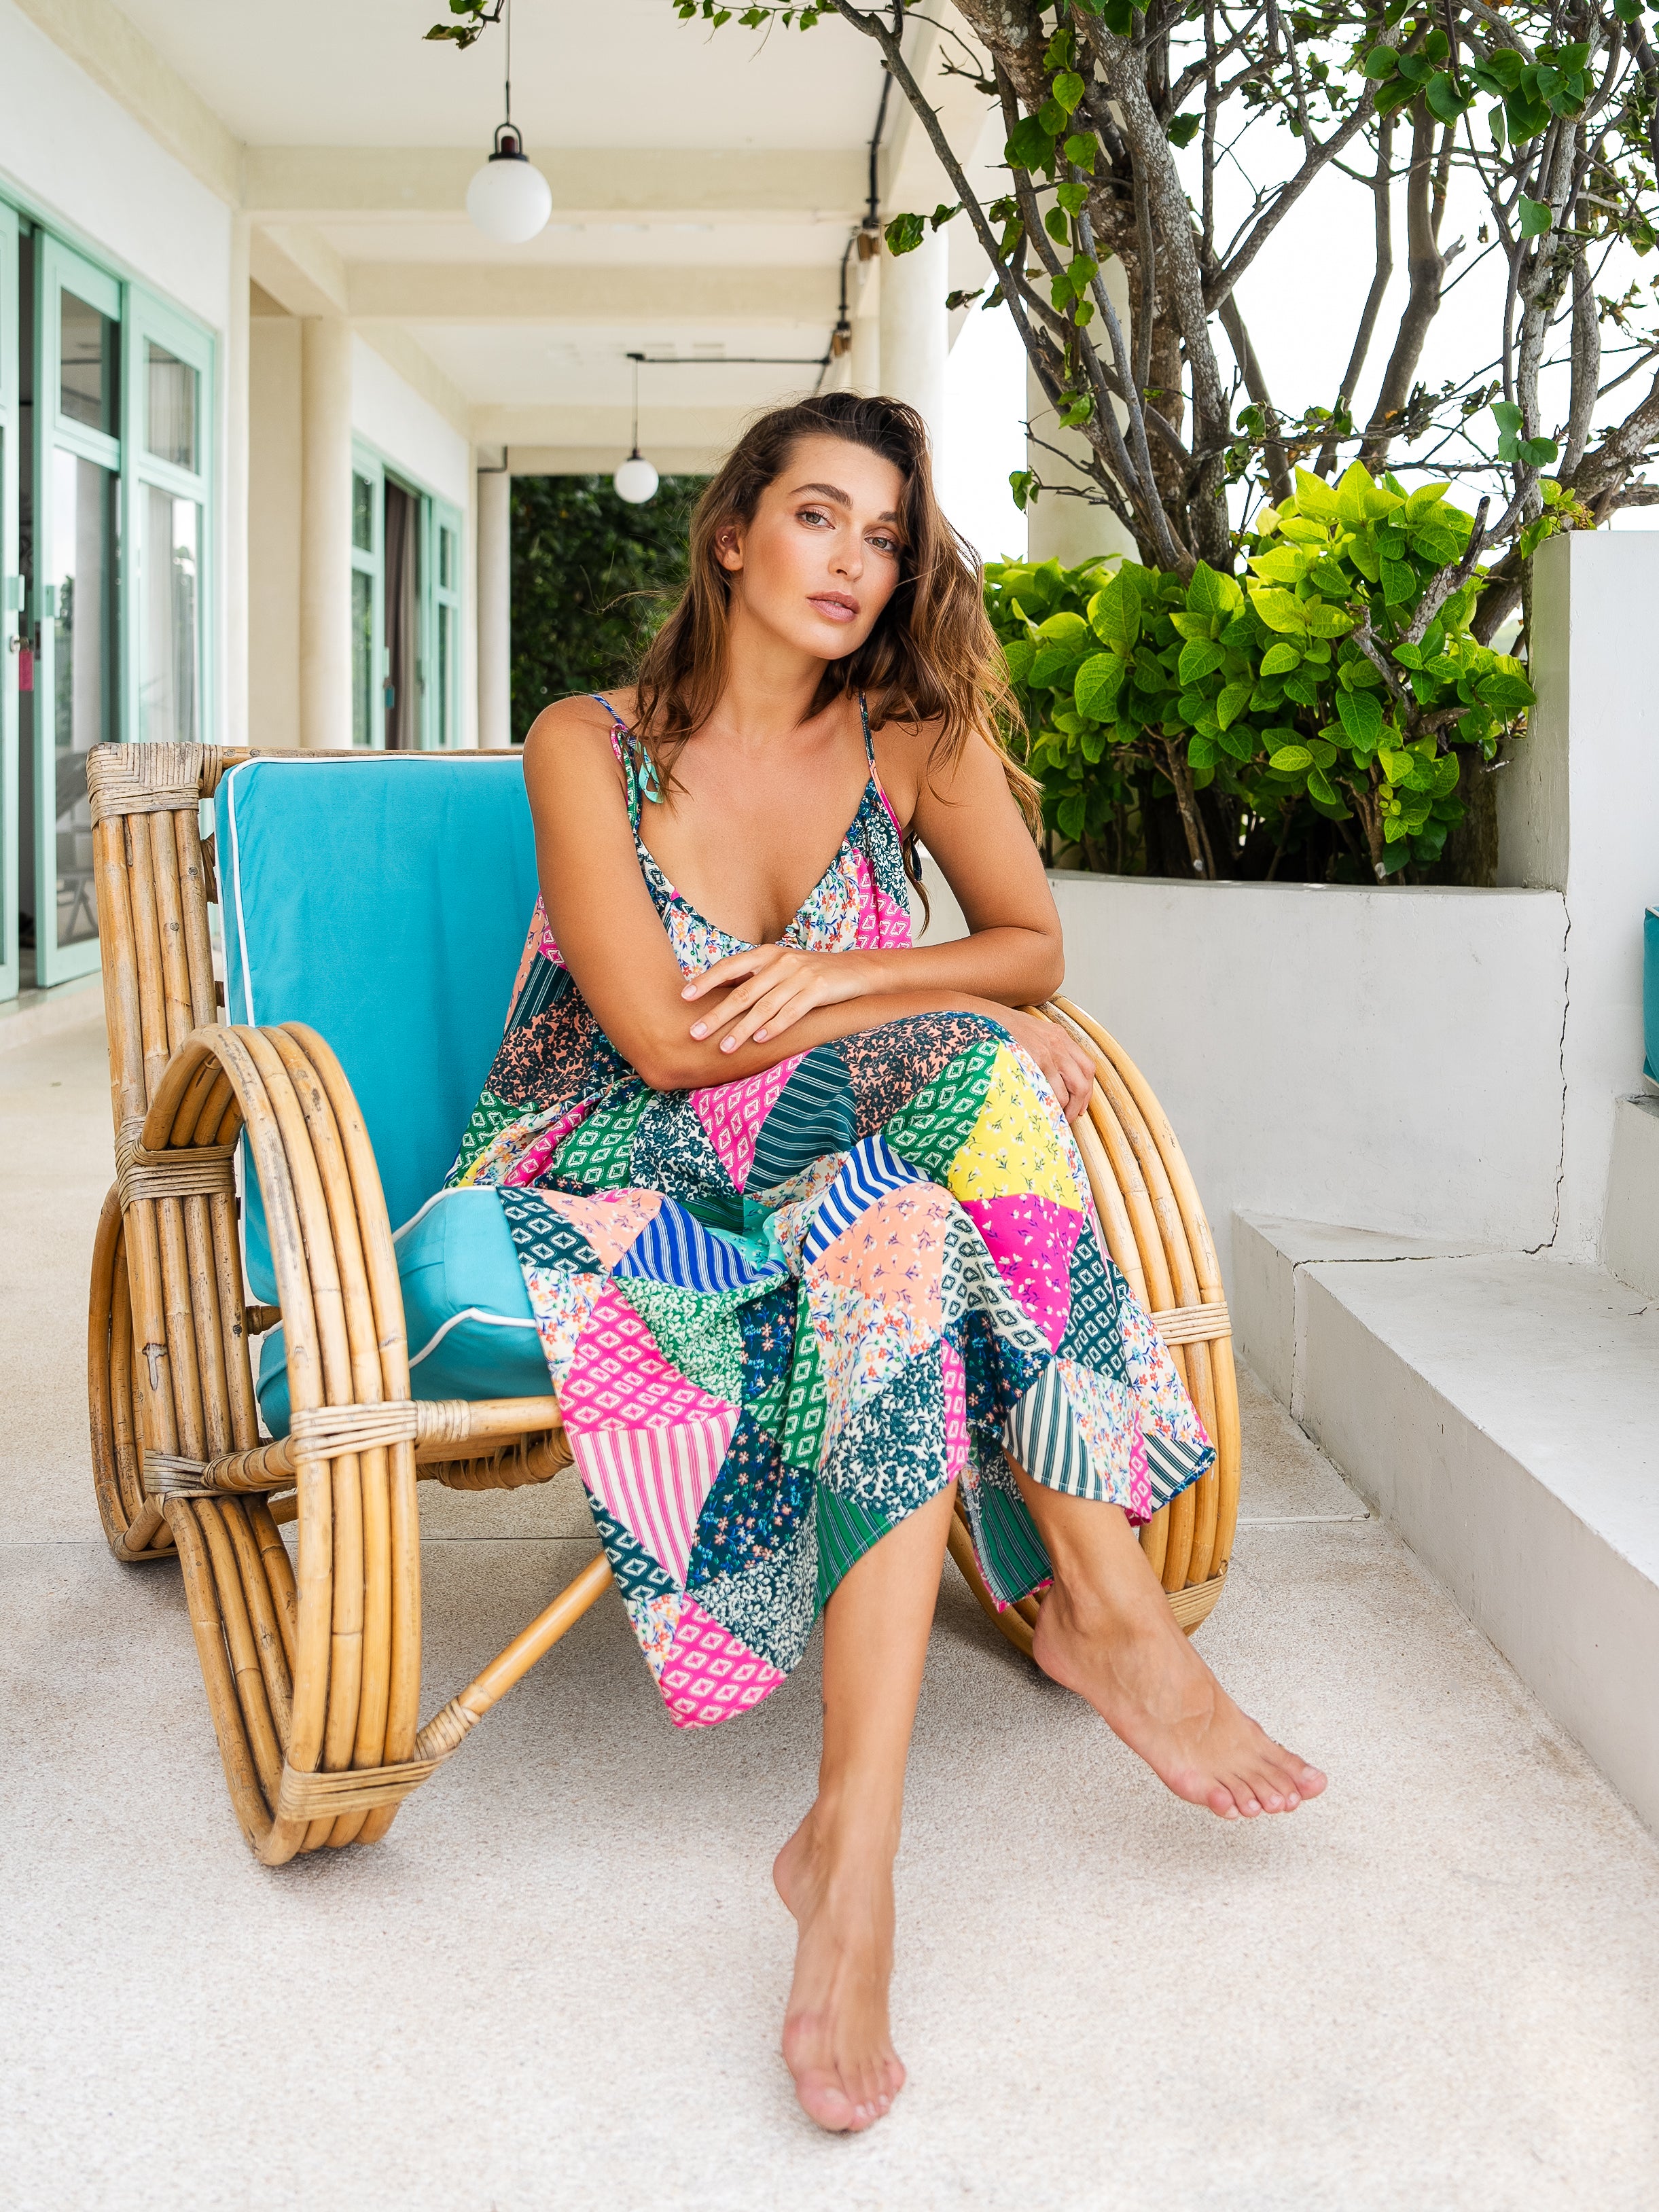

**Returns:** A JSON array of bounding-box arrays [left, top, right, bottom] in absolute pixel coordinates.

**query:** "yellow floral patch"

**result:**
[[946, 1044, 1080, 1208]]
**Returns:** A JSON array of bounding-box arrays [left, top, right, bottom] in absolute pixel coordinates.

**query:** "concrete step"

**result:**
[[1234, 1211, 1659, 1833]]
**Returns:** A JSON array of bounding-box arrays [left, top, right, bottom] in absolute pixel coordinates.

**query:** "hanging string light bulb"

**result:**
[[465, 0, 552, 245], [613, 353, 660, 505]]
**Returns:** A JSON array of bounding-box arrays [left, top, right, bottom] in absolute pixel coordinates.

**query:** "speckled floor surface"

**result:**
[[5, 1014, 1659, 2211]]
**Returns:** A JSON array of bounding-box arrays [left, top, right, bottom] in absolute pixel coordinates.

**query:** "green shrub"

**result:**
[[987, 462, 1538, 882]]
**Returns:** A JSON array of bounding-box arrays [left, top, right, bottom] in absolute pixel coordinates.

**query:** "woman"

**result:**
[[450, 392, 1325, 2133]]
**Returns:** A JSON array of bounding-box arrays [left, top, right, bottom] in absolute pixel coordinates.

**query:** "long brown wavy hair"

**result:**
[[631, 392, 1038, 902]]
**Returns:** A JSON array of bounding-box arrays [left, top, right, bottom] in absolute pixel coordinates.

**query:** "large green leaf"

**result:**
[[1335, 688, 1384, 749], [1250, 586, 1308, 633], [1292, 467, 1341, 522], [1215, 679, 1253, 730], [1074, 651, 1127, 721], [1088, 575, 1141, 654], [1187, 560, 1243, 619], [1178, 639, 1227, 685], [1260, 642, 1302, 676]]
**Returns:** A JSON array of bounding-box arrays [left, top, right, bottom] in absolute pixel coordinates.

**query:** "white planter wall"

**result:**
[[920, 862, 1569, 1295]]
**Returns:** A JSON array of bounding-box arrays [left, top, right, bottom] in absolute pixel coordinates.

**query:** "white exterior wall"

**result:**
[[921, 863, 1569, 1295], [351, 337, 469, 512]]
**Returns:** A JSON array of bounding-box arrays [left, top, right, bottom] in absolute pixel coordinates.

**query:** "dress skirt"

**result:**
[[454, 1007, 1214, 1730]]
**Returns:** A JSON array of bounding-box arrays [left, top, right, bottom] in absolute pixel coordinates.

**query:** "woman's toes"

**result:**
[[795, 2067, 857, 2133]]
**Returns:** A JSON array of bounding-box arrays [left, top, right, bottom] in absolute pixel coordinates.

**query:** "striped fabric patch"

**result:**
[[574, 1410, 736, 1586], [816, 1484, 891, 1608], [1145, 1425, 1213, 1511], [747, 1044, 858, 1192], [1004, 1362, 1089, 1496], [969, 1483, 1054, 1605], [798, 1132, 927, 1270], [612, 1200, 783, 1293]]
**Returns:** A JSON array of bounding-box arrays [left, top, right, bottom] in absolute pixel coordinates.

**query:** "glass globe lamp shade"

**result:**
[[613, 452, 660, 505], [466, 137, 552, 245]]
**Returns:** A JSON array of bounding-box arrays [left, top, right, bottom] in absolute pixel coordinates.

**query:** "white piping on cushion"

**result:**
[[224, 764, 256, 1027], [408, 1305, 541, 1370], [393, 1183, 503, 1243]]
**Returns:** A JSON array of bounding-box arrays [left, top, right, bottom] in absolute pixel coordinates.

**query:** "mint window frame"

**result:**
[[0, 201, 19, 1004], [350, 442, 384, 749], [0, 198, 218, 996], [33, 235, 124, 988], [126, 289, 214, 753], [426, 496, 463, 751], [351, 438, 462, 753]]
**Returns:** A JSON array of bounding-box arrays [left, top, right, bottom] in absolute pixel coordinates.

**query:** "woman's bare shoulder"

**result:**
[[523, 690, 637, 772]]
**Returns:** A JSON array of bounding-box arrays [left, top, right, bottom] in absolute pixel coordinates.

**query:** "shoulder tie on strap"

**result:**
[[857, 691, 875, 768], [592, 692, 662, 828]]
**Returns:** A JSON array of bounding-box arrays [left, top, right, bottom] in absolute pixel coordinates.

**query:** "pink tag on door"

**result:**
[[17, 645, 32, 692]]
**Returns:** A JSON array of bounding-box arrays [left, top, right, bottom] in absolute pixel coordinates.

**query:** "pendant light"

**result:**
[[613, 353, 660, 505], [465, 0, 552, 245]]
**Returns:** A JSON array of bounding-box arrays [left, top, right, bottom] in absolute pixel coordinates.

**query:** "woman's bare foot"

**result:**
[[1031, 1550, 1327, 1820], [773, 1803, 907, 2133]]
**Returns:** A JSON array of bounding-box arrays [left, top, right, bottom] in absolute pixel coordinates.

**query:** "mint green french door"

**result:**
[[33, 238, 121, 987], [0, 202, 19, 1003]]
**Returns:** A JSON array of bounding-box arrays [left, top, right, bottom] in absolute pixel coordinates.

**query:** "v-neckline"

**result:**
[[635, 778, 877, 952]]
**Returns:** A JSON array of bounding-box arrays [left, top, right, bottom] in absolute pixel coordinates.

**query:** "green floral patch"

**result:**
[[615, 1277, 746, 1405]]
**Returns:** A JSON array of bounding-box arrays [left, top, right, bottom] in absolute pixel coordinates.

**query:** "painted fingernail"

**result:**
[[721, 1037, 736, 1051], [754, 1028, 767, 1040], [690, 1022, 707, 1038]]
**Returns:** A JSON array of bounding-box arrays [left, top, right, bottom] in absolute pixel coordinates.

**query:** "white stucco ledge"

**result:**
[[1235, 1209, 1659, 1834]]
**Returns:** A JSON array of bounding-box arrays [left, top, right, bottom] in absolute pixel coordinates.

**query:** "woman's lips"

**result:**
[[807, 594, 859, 623]]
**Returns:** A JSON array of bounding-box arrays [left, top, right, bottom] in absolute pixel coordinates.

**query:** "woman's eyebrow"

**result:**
[[791, 482, 903, 526]]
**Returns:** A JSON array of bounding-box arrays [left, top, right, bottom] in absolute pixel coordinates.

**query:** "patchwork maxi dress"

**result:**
[[447, 698, 1213, 1728]]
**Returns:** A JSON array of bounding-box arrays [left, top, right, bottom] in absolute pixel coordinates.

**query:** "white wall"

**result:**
[[921, 862, 1568, 1296], [0, 3, 231, 332], [351, 336, 469, 511]]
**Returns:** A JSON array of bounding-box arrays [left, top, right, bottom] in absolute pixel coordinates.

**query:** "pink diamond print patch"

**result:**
[[561, 1287, 740, 1432], [658, 1600, 785, 1728], [692, 1056, 804, 1192]]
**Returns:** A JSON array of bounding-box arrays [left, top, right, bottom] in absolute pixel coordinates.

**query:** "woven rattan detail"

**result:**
[[275, 1757, 443, 1822], [142, 1450, 218, 1498], [86, 741, 212, 825], [115, 1121, 237, 1208], [1150, 1298, 1230, 1346], [289, 1401, 421, 1459]]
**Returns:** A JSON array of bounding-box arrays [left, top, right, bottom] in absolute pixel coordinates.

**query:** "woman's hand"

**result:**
[[683, 945, 875, 1054], [995, 1008, 1098, 1124]]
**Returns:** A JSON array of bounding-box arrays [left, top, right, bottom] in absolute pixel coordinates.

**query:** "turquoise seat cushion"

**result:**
[[257, 1187, 548, 1437], [1647, 908, 1659, 1084], [215, 753, 540, 1306]]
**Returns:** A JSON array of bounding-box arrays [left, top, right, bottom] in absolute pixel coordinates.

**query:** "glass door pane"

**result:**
[[34, 238, 122, 987], [50, 447, 115, 950], [139, 485, 198, 744]]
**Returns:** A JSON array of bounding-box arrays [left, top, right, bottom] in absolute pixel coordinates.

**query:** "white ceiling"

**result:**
[[112, 0, 886, 152], [410, 323, 836, 407], [317, 217, 854, 268]]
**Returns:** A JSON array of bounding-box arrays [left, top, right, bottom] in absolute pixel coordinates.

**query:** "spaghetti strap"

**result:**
[[857, 691, 875, 767]]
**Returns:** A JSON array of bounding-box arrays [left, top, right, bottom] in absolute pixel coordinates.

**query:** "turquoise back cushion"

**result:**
[[1647, 908, 1659, 1084], [217, 754, 539, 1301]]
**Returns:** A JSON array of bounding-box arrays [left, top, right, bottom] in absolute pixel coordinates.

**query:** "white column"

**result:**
[[298, 316, 353, 751], [476, 461, 512, 749], [1024, 253, 1137, 567], [879, 228, 946, 449], [851, 249, 880, 393], [1025, 360, 1132, 567], [222, 212, 251, 748]]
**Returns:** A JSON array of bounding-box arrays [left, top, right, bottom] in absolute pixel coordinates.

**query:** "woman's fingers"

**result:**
[[721, 980, 816, 1050], [681, 947, 779, 1001]]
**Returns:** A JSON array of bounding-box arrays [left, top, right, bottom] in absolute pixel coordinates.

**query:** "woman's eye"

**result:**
[[869, 533, 901, 557], [798, 507, 830, 527]]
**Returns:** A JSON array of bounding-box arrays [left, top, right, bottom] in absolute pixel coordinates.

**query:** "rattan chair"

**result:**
[[84, 738, 1239, 1863]]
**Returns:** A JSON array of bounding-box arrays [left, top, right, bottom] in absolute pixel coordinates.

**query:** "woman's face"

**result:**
[[715, 433, 908, 661]]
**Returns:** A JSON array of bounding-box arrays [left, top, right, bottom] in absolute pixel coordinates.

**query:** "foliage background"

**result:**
[[510, 474, 707, 740]]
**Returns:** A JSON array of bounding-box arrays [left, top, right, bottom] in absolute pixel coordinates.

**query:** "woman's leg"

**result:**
[[774, 1483, 956, 2133], [1016, 1473, 1327, 1819]]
